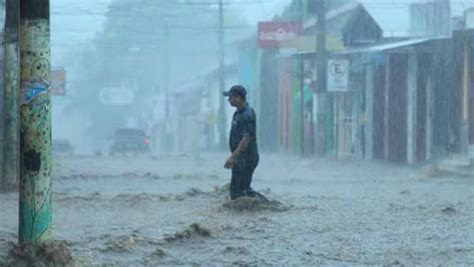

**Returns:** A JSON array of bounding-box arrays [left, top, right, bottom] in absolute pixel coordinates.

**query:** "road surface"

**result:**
[[1, 153, 473, 266]]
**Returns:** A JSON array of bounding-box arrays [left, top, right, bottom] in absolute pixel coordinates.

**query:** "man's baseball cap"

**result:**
[[223, 85, 247, 98]]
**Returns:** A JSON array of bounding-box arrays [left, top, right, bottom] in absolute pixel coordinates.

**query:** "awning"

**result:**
[[334, 37, 446, 55]]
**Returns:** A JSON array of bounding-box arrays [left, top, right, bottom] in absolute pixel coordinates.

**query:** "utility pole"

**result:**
[[300, 58, 305, 157], [164, 19, 170, 120], [300, 0, 305, 157], [460, 33, 470, 155], [315, 0, 327, 156], [163, 19, 171, 153], [2, 0, 20, 192], [217, 0, 227, 150], [19, 0, 52, 243]]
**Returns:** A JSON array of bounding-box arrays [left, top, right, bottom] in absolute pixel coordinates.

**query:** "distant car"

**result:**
[[52, 139, 74, 155], [110, 128, 151, 154]]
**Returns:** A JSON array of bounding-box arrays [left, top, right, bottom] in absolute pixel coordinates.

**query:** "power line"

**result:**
[[169, 24, 254, 29], [135, 1, 268, 5]]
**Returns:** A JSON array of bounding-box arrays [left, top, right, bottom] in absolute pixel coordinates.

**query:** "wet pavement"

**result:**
[[1, 153, 473, 266]]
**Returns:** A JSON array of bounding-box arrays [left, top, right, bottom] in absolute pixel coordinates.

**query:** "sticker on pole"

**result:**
[[327, 59, 349, 92], [21, 78, 50, 104]]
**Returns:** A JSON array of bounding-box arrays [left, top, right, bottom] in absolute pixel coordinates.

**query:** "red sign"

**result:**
[[258, 21, 302, 48], [51, 68, 66, 96]]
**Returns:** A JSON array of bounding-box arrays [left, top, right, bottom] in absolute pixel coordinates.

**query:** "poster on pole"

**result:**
[[327, 59, 349, 92]]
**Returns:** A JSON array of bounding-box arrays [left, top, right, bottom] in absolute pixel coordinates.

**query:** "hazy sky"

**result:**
[[51, 0, 110, 66], [51, 0, 474, 67]]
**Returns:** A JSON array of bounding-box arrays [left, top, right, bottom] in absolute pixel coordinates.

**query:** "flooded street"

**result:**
[[1, 0, 474, 266], [1, 153, 473, 266]]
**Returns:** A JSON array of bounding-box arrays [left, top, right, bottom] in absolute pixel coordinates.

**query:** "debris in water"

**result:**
[[55, 192, 102, 203], [175, 195, 186, 201], [214, 183, 231, 195], [149, 248, 166, 258], [158, 195, 170, 201], [387, 259, 403, 266], [441, 207, 457, 215], [419, 165, 441, 178], [223, 246, 250, 255], [231, 259, 259, 266], [123, 171, 152, 178], [222, 197, 290, 212], [185, 187, 206, 197], [400, 190, 410, 195], [141, 247, 167, 266], [103, 235, 136, 252], [164, 223, 212, 242], [114, 193, 171, 203], [7, 241, 72, 267], [115, 193, 153, 203]]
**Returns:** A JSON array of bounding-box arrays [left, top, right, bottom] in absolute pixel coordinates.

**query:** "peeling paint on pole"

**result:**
[[19, 17, 52, 243]]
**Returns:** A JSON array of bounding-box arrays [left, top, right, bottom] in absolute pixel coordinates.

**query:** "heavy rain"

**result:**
[[0, 0, 473, 266]]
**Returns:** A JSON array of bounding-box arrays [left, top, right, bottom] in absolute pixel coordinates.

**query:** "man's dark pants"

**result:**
[[230, 159, 258, 200]]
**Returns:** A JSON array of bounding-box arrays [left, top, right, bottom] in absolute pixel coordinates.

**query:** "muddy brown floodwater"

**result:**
[[1, 153, 473, 266]]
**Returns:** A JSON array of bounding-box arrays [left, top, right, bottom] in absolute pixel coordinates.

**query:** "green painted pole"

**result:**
[[315, 0, 328, 156], [299, 2, 305, 157], [326, 94, 334, 156], [18, 0, 52, 243], [2, 0, 20, 192]]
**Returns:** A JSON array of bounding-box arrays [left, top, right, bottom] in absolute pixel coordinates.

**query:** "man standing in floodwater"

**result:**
[[223, 85, 266, 201]]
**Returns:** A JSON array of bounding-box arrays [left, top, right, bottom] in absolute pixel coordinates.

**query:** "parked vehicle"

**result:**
[[110, 128, 150, 154]]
